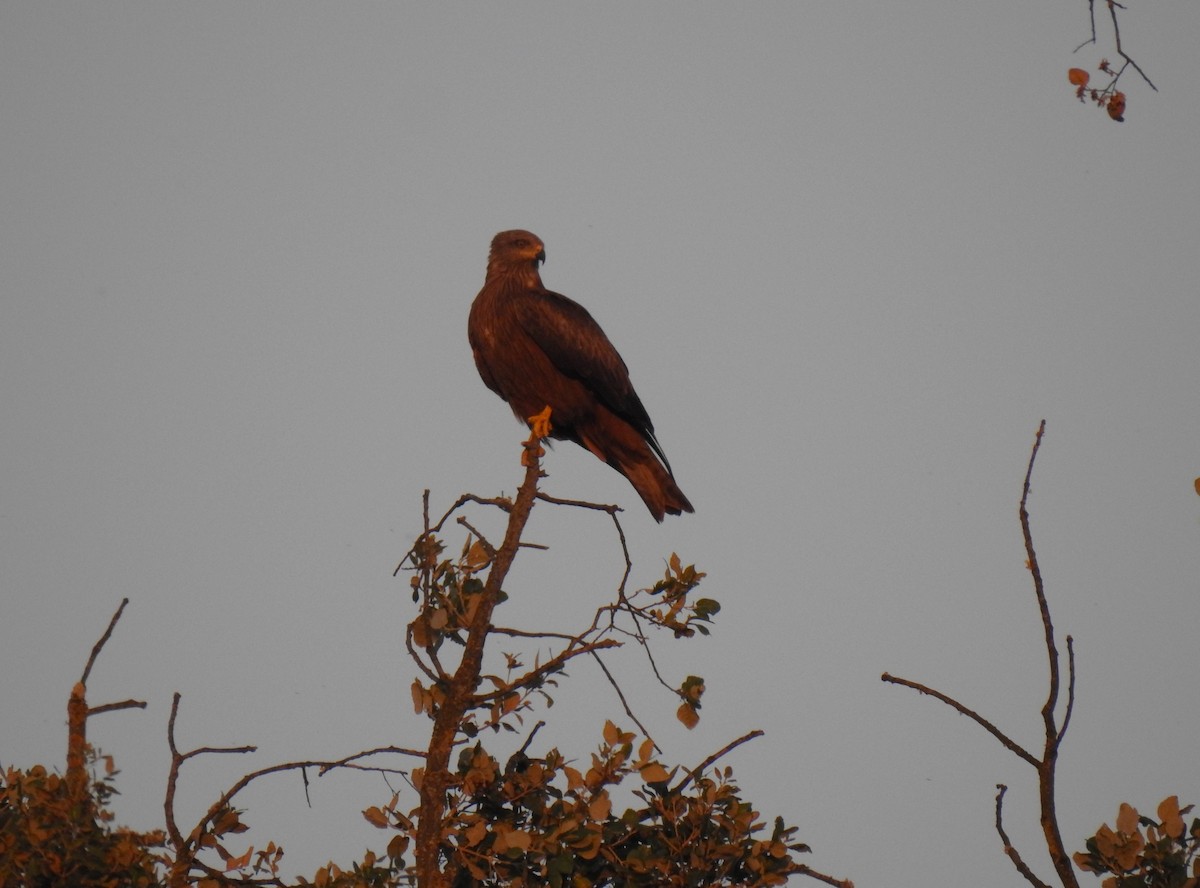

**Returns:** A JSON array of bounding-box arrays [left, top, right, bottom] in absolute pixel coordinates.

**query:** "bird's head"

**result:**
[[489, 230, 546, 270]]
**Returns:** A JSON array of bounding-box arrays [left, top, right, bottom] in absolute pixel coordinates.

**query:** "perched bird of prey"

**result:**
[[468, 230, 693, 521]]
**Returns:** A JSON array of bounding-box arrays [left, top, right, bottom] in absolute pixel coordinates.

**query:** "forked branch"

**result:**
[[883, 421, 1079, 888]]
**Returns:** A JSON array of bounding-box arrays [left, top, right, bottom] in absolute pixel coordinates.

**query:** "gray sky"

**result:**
[[3, 3, 1198, 886]]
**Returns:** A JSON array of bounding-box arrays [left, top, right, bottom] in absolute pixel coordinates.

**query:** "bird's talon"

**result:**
[[527, 405, 553, 441]]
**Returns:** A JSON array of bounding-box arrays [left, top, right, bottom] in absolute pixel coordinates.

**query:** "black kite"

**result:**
[[468, 230, 693, 521]]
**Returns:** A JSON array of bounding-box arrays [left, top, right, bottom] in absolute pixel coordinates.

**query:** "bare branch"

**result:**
[[880, 672, 1038, 768], [87, 699, 147, 716], [887, 423, 1081, 888], [1056, 636, 1076, 747], [674, 730, 764, 793], [1021, 422, 1062, 743], [1020, 421, 1079, 888], [1107, 0, 1157, 91], [590, 649, 659, 752], [489, 625, 583, 642], [995, 784, 1053, 888], [164, 693, 187, 859], [1073, 0, 1157, 103], [1074, 0, 1098, 52], [789, 865, 856, 888], [316, 745, 428, 773], [81, 597, 129, 686], [535, 490, 621, 515]]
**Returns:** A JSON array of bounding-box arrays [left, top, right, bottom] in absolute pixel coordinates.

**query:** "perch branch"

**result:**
[[414, 433, 545, 888]]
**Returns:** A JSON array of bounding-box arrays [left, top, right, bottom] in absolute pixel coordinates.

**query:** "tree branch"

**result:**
[[81, 597, 128, 686], [674, 730, 764, 793], [885, 421, 1081, 888], [879, 672, 1038, 768], [414, 433, 546, 888], [995, 784, 1052, 888], [590, 649, 659, 752]]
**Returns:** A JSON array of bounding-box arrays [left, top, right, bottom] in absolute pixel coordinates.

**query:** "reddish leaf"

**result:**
[[1107, 92, 1126, 122], [676, 702, 700, 729], [1068, 68, 1090, 86]]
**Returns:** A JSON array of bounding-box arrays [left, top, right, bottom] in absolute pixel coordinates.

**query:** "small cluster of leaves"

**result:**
[[0, 749, 163, 888], [1075, 797, 1200, 888], [646, 554, 716, 729], [1068, 63, 1127, 121], [407, 533, 559, 738], [297, 847, 410, 888], [650, 553, 717, 640], [407, 534, 494, 651], [187, 805, 295, 885], [362, 720, 808, 887]]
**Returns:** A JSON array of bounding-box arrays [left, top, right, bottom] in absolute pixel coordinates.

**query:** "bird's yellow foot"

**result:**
[[522, 406, 552, 466], [527, 405, 553, 441]]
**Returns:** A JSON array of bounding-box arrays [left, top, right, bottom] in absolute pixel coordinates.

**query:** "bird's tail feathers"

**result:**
[[623, 457, 694, 522]]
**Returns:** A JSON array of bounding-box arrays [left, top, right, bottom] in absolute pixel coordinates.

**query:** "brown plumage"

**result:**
[[468, 230, 693, 521]]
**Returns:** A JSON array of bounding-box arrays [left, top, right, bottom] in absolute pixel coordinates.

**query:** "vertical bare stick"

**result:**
[[1019, 421, 1079, 888]]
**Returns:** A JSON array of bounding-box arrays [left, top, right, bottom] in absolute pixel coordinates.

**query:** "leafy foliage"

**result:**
[[363, 721, 808, 887], [1075, 797, 1200, 888], [395, 461, 828, 886], [0, 749, 163, 888]]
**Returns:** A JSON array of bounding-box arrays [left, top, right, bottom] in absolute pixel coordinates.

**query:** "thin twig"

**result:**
[[1020, 421, 1079, 888], [81, 598, 129, 686], [995, 785, 1052, 888], [674, 730, 764, 793], [535, 491, 621, 515], [880, 673, 1038, 768], [789, 864, 855, 888], [472, 638, 620, 704], [1107, 0, 1157, 90], [589, 649, 659, 753], [87, 699, 147, 716], [1022, 423, 1060, 741], [1056, 636, 1076, 747]]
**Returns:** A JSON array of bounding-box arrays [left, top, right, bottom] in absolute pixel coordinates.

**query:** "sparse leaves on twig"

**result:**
[[1068, 2, 1157, 121]]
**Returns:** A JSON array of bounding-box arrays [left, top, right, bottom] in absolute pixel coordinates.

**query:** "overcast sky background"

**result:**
[[3, 4, 1198, 886]]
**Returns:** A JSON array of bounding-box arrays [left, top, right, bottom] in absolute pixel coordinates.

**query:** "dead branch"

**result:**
[[673, 729, 764, 793], [790, 866, 855, 888], [883, 421, 1080, 888], [68, 599, 147, 811], [163, 691, 423, 887], [80, 597, 129, 686], [316, 744, 427, 776], [879, 673, 1038, 768], [1105, 0, 1158, 91], [590, 649, 660, 751], [1074, 0, 1157, 94], [87, 699, 148, 716], [996, 784, 1053, 888]]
